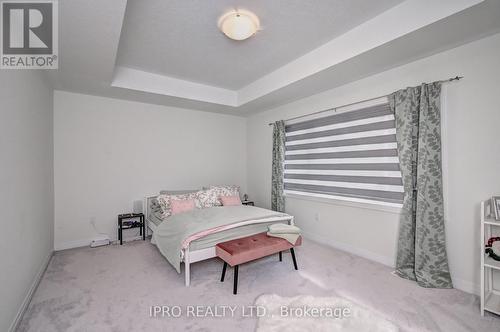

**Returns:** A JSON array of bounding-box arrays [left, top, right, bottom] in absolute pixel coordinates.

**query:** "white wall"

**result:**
[[0, 71, 54, 331], [54, 91, 247, 250], [247, 33, 500, 294]]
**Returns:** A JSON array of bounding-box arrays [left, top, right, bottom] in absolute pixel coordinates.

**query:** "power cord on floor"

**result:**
[[90, 220, 110, 238]]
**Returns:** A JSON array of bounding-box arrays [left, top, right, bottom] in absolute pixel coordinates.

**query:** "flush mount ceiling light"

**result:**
[[218, 10, 260, 41]]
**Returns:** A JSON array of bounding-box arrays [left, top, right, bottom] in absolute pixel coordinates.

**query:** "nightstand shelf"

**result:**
[[485, 218, 500, 227], [480, 199, 500, 316], [485, 255, 500, 271], [485, 292, 500, 316], [118, 213, 145, 245]]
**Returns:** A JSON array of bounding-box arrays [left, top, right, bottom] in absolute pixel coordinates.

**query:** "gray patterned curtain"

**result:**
[[271, 120, 286, 212], [389, 82, 453, 288]]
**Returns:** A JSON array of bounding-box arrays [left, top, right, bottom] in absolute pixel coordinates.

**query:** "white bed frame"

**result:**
[[143, 194, 294, 286]]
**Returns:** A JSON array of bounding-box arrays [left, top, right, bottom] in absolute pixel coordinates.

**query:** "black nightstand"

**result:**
[[118, 213, 145, 245], [242, 201, 254, 206]]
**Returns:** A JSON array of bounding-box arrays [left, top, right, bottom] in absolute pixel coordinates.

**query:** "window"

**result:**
[[284, 100, 403, 207]]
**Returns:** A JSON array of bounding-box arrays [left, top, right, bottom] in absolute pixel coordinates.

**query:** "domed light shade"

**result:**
[[218, 10, 260, 41]]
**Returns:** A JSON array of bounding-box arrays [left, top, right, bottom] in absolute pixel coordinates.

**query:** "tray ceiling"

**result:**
[[116, 0, 403, 89], [48, 0, 500, 115]]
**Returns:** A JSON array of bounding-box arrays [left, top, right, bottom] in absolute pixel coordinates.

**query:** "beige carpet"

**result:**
[[18, 239, 499, 331]]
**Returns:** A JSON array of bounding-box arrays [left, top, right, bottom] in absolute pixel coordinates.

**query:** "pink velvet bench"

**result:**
[[215, 232, 301, 294]]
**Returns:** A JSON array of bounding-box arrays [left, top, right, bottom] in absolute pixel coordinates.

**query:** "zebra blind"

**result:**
[[284, 101, 404, 206]]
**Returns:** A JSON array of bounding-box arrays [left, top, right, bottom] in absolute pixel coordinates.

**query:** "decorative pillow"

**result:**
[[195, 189, 219, 208], [150, 197, 164, 220], [220, 195, 242, 206], [150, 197, 161, 212], [209, 185, 240, 205], [170, 199, 196, 215], [156, 192, 197, 218]]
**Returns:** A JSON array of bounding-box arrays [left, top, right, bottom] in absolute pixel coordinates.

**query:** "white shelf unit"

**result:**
[[480, 199, 500, 316]]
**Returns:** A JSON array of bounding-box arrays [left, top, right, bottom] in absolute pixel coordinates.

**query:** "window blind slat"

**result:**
[[284, 169, 402, 177], [286, 120, 395, 142], [285, 103, 392, 132], [285, 149, 398, 160], [284, 190, 404, 206], [286, 129, 397, 146], [286, 134, 397, 151], [285, 157, 400, 164], [286, 143, 398, 155], [286, 114, 395, 137], [284, 101, 402, 205], [284, 163, 400, 171], [284, 179, 403, 192], [284, 173, 403, 185], [284, 183, 404, 201]]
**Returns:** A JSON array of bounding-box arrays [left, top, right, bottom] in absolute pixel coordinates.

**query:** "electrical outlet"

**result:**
[[90, 216, 96, 226], [314, 212, 320, 221]]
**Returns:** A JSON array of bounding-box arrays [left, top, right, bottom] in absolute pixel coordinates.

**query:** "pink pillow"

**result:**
[[220, 195, 242, 206], [170, 199, 196, 215]]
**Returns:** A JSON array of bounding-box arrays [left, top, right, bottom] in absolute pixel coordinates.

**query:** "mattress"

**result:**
[[153, 205, 293, 273]]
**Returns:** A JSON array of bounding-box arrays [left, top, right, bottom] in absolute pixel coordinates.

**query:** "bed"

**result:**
[[143, 192, 294, 286]]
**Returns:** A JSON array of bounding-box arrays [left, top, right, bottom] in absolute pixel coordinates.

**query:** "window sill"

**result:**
[[284, 192, 403, 215]]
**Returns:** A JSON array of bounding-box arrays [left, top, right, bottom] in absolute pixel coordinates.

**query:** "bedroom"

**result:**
[[1, 0, 500, 331]]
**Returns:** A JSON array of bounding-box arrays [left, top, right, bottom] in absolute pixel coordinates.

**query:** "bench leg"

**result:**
[[233, 265, 239, 295], [290, 248, 298, 270], [279, 251, 282, 261], [221, 262, 227, 282]]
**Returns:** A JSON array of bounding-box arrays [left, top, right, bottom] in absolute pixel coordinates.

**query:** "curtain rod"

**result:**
[[268, 76, 464, 126]]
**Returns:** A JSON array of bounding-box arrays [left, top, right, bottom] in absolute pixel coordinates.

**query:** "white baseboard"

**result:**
[[302, 231, 479, 295], [55, 235, 145, 251], [9, 250, 53, 332], [54, 238, 93, 251], [452, 276, 479, 295], [302, 230, 395, 267]]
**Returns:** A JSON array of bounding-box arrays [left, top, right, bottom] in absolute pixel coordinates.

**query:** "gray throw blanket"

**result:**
[[267, 224, 301, 244]]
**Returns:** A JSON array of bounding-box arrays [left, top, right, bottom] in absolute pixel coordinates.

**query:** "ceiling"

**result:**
[[48, 0, 500, 116], [116, 0, 403, 90]]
